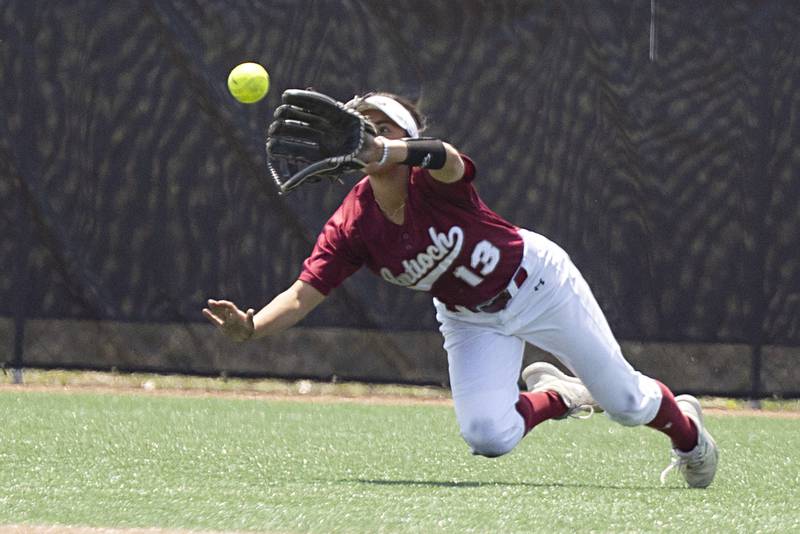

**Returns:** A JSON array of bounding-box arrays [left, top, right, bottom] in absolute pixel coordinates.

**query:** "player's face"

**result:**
[[364, 110, 408, 140]]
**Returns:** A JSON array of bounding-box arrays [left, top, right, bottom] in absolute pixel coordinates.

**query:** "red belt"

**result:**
[[446, 267, 528, 314]]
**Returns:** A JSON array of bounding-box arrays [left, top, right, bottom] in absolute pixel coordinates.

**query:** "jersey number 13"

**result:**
[[452, 240, 500, 287]]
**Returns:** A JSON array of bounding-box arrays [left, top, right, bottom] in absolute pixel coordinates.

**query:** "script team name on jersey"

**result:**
[[380, 226, 464, 291]]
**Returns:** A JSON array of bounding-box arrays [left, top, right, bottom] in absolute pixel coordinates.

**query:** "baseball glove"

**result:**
[[266, 89, 377, 194]]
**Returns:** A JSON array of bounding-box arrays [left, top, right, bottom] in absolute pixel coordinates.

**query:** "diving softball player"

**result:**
[[204, 91, 718, 488]]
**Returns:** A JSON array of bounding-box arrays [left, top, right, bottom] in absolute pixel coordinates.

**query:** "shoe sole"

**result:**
[[521, 362, 604, 413], [675, 394, 703, 424], [521, 362, 581, 390]]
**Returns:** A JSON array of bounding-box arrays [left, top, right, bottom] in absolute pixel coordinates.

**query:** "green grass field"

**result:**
[[1, 390, 798, 533]]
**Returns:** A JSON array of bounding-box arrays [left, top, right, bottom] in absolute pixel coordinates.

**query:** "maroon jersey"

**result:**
[[298, 156, 524, 307]]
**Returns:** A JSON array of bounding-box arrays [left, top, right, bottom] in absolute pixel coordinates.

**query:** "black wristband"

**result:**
[[401, 138, 447, 169]]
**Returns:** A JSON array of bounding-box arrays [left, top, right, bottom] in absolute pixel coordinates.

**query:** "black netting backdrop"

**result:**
[[1, 1, 799, 395]]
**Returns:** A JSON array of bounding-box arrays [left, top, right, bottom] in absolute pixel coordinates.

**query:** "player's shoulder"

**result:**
[[344, 176, 373, 210], [349, 175, 373, 199], [332, 176, 374, 224], [408, 155, 477, 207]]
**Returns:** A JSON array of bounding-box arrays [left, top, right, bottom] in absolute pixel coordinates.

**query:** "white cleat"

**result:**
[[521, 362, 601, 419], [660, 394, 719, 488]]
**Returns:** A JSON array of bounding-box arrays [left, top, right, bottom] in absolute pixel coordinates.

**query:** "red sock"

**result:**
[[647, 381, 698, 452], [516, 391, 568, 435]]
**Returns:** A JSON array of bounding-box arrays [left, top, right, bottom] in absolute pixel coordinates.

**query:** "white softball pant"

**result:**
[[433, 229, 662, 457]]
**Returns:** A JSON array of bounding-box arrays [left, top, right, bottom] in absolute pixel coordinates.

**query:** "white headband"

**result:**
[[358, 95, 419, 138]]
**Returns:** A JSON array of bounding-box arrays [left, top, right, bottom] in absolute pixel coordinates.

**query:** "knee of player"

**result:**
[[604, 390, 657, 427], [461, 417, 519, 458]]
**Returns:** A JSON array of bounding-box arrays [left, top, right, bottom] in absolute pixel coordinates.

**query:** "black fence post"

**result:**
[[11, 167, 32, 385], [749, 343, 762, 408]]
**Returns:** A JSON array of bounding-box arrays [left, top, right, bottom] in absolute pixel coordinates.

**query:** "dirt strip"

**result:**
[[0, 383, 452, 406]]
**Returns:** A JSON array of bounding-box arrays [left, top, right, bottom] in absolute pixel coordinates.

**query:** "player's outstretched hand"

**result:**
[[203, 299, 255, 342]]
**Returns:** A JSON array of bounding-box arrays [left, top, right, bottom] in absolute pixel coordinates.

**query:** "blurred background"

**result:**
[[1, 0, 798, 398]]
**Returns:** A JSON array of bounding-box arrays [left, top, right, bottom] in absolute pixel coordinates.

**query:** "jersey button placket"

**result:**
[[402, 232, 412, 250]]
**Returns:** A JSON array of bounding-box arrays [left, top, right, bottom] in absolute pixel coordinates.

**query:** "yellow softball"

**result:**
[[227, 62, 270, 104]]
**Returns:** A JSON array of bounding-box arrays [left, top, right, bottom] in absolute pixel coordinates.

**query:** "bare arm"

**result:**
[[361, 138, 465, 183], [203, 280, 326, 341]]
